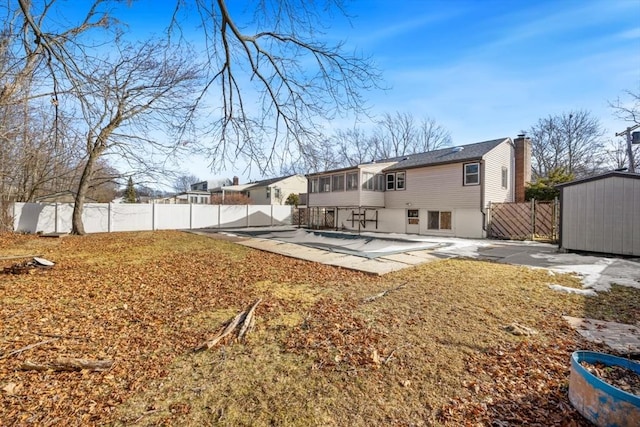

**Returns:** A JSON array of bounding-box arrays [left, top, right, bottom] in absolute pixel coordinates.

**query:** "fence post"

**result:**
[[530, 198, 536, 240], [54, 203, 59, 233], [152, 203, 155, 231]]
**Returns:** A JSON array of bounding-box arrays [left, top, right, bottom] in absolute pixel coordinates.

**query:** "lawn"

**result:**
[[0, 231, 637, 426]]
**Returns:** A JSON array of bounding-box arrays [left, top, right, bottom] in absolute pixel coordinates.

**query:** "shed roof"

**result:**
[[556, 171, 640, 189]]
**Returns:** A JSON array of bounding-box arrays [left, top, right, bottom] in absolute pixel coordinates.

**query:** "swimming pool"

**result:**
[[226, 227, 445, 259]]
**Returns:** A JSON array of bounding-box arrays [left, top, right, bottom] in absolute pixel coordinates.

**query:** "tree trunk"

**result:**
[[71, 148, 100, 235]]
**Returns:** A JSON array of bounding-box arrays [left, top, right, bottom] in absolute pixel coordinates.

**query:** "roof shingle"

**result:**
[[383, 138, 509, 172]]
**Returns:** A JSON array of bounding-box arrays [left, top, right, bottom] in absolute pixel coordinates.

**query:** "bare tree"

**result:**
[[281, 138, 342, 175], [609, 89, 640, 172], [66, 40, 201, 233], [333, 128, 377, 167], [527, 110, 605, 178], [602, 137, 635, 171], [1, 0, 117, 203], [11, 0, 380, 230], [375, 112, 417, 158], [173, 0, 381, 173], [372, 112, 451, 159], [174, 174, 201, 193], [416, 116, 452, 153]]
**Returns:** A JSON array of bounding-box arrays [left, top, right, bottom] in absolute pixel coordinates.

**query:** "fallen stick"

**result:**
[[21, 358, 113, 372], [0, 338, 59, 360], [195, 311, 246, 351], [238, 299, 262, 340], [195, 299, 262, 351], [362, 282, 408, 303]]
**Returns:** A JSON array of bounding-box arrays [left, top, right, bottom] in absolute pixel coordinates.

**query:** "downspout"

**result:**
[[480, 159, 487, 234]]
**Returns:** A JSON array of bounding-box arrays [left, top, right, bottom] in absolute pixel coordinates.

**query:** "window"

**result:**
[[407, 209, 419, 225], [386, 173, 395, 190], [266, 187, 271, 198], [332, 174, 345, 192], [428, 211, 452, 230], [346, 172, 359, 191], [501, 167, 508, 189], [310, 178, 319, 193], [274, 188, 281, 199], [386, 172, 406, 191], [319, 176, 331, 193], [375, 174, 385, 191], [464, 163, 480, 185], [362, 172, 374, 190], [440, 211, 452, 229], [396, 172, 406, 190]]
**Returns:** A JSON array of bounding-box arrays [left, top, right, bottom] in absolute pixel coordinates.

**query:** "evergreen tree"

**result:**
[[525, 168, 574, 201], [285, 193, 300, 206], [124, 177, 137, 203]]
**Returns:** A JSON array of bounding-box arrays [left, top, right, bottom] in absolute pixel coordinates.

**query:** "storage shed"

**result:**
[[558, 172, 640, 256]]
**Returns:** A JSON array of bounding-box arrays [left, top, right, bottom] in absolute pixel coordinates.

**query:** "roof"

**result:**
[[383, 138, 509, 172], [556, 171, 640, 189], [306, 160, 399, 178], [220, 174, 301, 192]]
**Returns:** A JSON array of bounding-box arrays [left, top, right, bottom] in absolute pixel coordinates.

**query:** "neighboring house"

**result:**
[[210, 174, 307, 205], [149, 191, 210, 204], [557, 171, 640, 256], [190, 179, 231, 192], [306, 136, 531, 238], [35, 191, 98, 203]]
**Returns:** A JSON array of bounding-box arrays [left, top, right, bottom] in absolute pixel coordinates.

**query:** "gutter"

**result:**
[[480, 159, 487, 233]]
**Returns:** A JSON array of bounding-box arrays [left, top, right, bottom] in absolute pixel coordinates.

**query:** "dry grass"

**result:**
[[0, 231, 637, 426]]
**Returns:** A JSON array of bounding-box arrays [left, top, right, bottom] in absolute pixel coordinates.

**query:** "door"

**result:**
[[406, 209, 420, 234]]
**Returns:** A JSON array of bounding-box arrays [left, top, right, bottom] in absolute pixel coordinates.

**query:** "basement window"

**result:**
[[427, 211, 452, 230]]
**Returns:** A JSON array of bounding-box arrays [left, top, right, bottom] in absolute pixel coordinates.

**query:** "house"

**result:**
[[210, 174, 307, 205], [306, 136, 531, 238], [150, 190, 210, 204], [557, 171, 640, 256]]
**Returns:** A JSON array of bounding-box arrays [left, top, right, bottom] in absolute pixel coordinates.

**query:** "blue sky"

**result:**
[[69, 0, 640, 184], [339, 0, 639, 136]]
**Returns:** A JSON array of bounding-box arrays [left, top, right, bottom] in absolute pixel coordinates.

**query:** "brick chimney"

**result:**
[[232, 176, 239, 185], [514, 134, 532, 203]]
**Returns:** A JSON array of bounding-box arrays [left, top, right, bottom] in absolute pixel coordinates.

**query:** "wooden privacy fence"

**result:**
[[488, 199, 559, 242]]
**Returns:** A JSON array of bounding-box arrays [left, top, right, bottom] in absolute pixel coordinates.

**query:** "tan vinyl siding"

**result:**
[[561, 175, 640, 256], [275, 175, 308, 205], [482, 140, 513, 206], [384, 163, 481, 209], [308, 163, 393, 208], [359, 189, 385, 207], [309, 190, 360, 207]]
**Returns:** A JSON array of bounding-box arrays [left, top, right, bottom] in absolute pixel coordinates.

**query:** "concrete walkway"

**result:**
[[236, 237, 441, 275]]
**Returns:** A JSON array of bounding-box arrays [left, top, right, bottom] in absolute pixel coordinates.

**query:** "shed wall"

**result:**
[[561, 176, 640, 256]]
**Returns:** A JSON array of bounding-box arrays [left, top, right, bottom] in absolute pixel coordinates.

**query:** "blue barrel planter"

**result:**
[[569, 351, 640, 427]]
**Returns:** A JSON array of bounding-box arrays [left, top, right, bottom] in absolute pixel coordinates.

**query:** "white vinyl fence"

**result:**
[[10, 203, 293, 234]]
